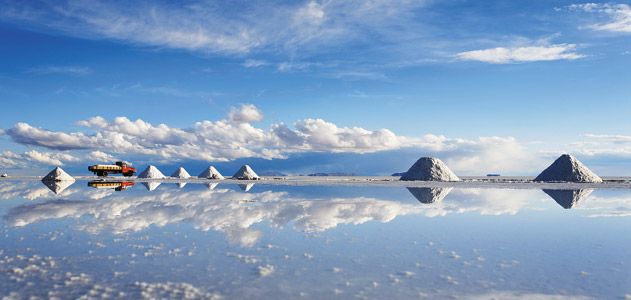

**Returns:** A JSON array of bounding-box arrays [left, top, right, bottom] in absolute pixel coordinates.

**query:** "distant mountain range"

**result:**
[[258, 171, 288, 176]]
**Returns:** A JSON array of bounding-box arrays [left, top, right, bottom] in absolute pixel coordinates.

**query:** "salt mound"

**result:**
[[138, 165, 166, 179], [407, 187, 453, 204], [206, 183, 219, 190], [543, 189, 593, 209], [534, 154, 602, 183], [171, 167, 191, 179], [142, 181, 162, 191], [233, 165, 260, 180], [42, 167, 75, 182], [199, 166, 224, 180], [400, 157, 460, 182], [177, 182, 187, 188]]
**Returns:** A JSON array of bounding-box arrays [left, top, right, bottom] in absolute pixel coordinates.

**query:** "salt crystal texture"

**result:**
[[138, 165, 166, 179], [400, 157, 460, 182], [534, 154, 602, 183]]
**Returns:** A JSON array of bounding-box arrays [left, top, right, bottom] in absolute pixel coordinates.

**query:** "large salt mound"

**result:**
[[534, 154, 602, 183], [233, 165, 260, 180], [400, 157, 460, 182], [138, 165, 166, 179], [42, 167, 75, 182], [543, 189, 593, 209], [199, 166, 224, 180], [407, 187, 453, 204], [171, 167, 191, 179]]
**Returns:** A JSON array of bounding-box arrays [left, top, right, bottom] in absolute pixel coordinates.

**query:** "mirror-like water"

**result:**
[[0, 180, 629, 299]]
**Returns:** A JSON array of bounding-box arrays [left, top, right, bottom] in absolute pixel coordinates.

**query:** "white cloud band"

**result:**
[[3, 104, 539, 173], [456, 44, 583, 64]]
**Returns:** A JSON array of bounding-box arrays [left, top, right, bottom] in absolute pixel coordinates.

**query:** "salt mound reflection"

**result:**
[[542, 189, 593, 209], [407, 187, 452, 204]]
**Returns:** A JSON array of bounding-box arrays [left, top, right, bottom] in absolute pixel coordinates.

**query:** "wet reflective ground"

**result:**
[[0, 180, 630, 299]]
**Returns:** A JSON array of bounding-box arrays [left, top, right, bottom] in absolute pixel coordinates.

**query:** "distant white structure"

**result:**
[[233, 165, 260, 180], [534, 154, 602, 183], [138, 165, 166, 179], [171, 167, 191, 179], [199, 166, 224, 180], [400, 157, 460, 182], [42, 167, 75, 182], [1, 173, 8, 177]]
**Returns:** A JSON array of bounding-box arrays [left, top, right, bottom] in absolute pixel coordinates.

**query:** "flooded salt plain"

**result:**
[[0, 180, 630, 299]]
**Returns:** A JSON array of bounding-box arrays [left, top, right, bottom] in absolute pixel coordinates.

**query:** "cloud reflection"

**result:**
[[3, 182, 631, 247], [4, 186, 421, 247]]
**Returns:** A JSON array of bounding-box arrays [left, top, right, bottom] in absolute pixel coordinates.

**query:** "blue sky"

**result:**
[[1, 0, 631, 175]]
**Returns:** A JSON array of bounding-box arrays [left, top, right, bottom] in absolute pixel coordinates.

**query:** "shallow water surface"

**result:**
[[0, 180, 630, 299]]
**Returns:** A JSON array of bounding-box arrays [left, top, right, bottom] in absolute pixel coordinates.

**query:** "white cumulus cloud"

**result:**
[[88, 151, 117, 163], [442, 136, 537, 174], [3, 104, 547, 173], [0, 151, 23, 168], [273, 118, 404, 152], [228, 104, 264, 123], [7, 122, 96, 150], [1, 150, 86, 168], [566, 134, 631, 158], [23, 150, 79, 166]]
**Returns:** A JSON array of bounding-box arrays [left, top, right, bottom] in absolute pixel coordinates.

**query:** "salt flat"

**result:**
[[1, 180, 630, 299], [3, 176, 631, 190]]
